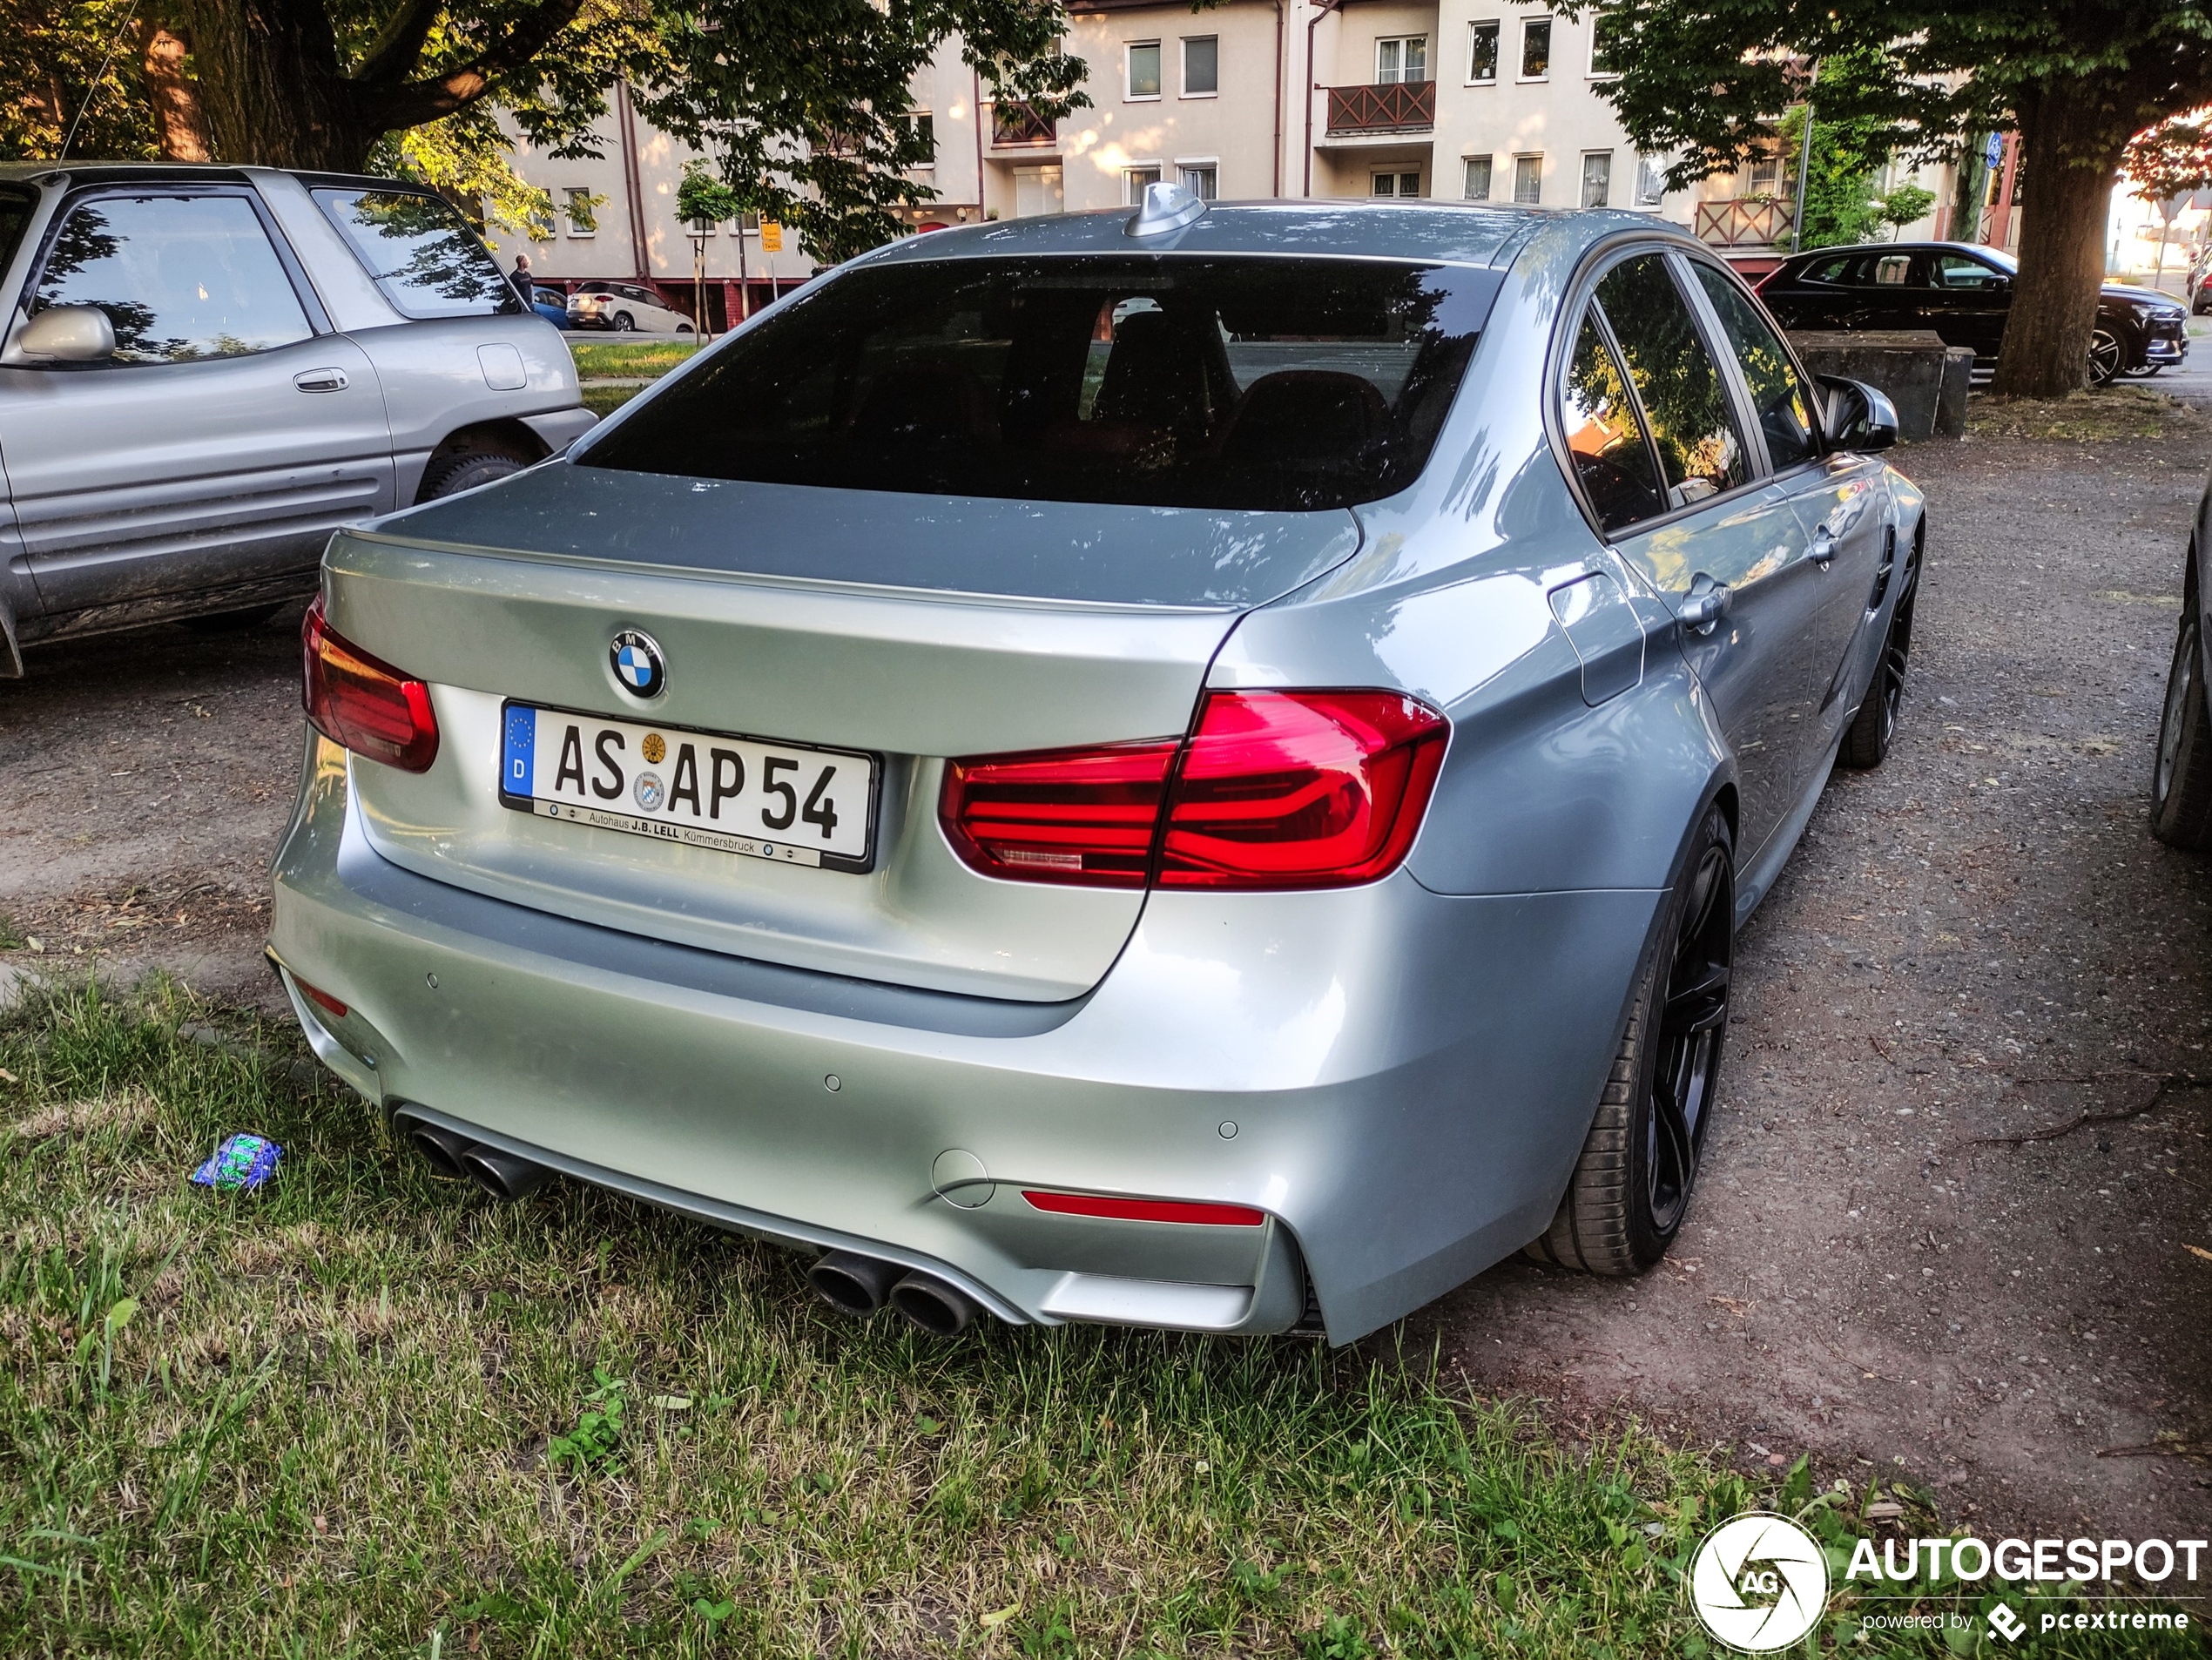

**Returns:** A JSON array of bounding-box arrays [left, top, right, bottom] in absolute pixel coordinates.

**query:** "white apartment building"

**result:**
[[492, 5, 1963, 325]]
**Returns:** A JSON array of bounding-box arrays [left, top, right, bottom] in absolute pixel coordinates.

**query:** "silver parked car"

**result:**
[[270, 189, 1924, 1343], [0, 164, 593, 668]]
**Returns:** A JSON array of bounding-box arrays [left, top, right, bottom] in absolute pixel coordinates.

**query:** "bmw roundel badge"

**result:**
[[610, 630, 667, 698]]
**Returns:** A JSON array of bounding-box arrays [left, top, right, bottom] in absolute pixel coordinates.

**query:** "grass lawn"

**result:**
[[0, 984, 2196, 1657], [582, 382, 647, 420], [1966, 384, 2209, 443], [567, 341, 702, 381]]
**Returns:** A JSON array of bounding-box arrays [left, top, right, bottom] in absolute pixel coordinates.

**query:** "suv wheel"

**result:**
[[2088, 327, 2125, 386], [420, 439, 535, 501], [2152, 589, 2212, 849], [612, 312, 637, 332], [1527, 804, 1734, 1274]]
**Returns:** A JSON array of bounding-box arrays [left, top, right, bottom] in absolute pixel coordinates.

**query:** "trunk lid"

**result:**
[[327, 465, 1359, 1001]]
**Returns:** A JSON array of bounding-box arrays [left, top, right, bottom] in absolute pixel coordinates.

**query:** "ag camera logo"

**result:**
[[1689, 1512, 1831, 1652]]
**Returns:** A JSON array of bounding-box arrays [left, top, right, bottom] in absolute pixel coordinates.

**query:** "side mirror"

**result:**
[[1817, 375, 1898, 453], [17, 304, 117, 362]]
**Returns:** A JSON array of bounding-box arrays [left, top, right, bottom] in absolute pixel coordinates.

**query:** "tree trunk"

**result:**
[[1990, 85, 2132, 399], [141, 20, 215, 161], [177, 0, 375, 171]]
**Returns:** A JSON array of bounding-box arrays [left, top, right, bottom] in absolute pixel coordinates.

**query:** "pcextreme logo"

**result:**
[[1689, 1513, 1831, 1652]]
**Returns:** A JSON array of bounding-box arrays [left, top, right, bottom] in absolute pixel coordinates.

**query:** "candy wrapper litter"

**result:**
[[191, 1134, 282, 1191]]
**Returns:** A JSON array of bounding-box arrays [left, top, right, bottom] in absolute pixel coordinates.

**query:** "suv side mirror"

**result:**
[[1817, 375, 1898, 452], [17, 304, 117, 363]]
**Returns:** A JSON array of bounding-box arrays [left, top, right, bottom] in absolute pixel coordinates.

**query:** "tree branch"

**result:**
[[364, 0, 587, 130], [353, 0, 446, 90]]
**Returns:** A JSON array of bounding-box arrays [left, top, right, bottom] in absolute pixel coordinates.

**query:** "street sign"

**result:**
[[760, 221, 784, 253]]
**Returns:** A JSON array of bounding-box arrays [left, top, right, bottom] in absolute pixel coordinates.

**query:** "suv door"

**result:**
[[1560, 249, 1822, 860], [0, 186, 392, 617], [1688, 260, 1890, 762], [1921, 250, 2011, 361]]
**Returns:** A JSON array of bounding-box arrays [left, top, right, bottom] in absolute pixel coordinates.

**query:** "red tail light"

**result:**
[[940, 689, 1447, 891], [302, 595, 439, 773], [940, 739, 1179, 885], [294, 978, 349, 1019]]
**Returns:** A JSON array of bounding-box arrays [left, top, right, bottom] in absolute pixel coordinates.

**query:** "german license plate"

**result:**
[[499, 703, 877, 872]]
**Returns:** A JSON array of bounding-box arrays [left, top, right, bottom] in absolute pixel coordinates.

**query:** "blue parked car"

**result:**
[[529, 283, 575, 330], [271, 186, 1921, 1343]]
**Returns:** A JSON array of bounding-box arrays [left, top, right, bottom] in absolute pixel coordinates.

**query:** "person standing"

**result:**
[[509, 251, 535, 307]]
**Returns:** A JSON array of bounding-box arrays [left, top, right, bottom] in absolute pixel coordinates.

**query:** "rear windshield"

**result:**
[[313, 186, 518, 319], [579, 254, 1497, 510]]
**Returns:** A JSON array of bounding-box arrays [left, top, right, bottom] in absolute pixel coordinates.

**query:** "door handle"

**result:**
[[293, 368, 350, 393], [1808, 529, 1838, 563], [1680, 573, 1731, 635]]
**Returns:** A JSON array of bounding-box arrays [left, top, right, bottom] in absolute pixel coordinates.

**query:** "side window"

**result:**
[[1868, 253, 1919, 287], [1561, 309, 1665, 535], [30, 193, 311, 365], [1932, 253, 2004, 291], [1593, 254, 1748, 509], [1801, 255, 1851, 285], [313, 187, 517, 319], [1692, 264, 1818, 471]]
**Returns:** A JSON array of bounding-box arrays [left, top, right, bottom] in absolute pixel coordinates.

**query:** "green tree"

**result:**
[[1555, 2, 2212, 396], [1876, 182, 1937, 240], [1775, 78, 1889, 250], [3, 0, 1088, 262]]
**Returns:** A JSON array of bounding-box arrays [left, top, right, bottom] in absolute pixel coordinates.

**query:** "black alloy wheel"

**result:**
[[2152, 592, 2212, 849], [1839, 533, 1921, 769], [1527, 805, 1736, 1274], [1647, 840, 1732, 1236], [2087, 327, 2126, 386]]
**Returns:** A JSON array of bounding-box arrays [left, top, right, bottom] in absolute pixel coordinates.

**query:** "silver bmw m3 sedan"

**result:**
[[269, 187, 1925, 1344]]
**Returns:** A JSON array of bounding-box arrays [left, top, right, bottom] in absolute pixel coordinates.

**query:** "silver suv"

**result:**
[[0, 164, 594, 671]]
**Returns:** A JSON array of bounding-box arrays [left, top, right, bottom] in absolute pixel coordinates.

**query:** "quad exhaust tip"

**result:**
[[399, 1115, 551, 1201], [810, 1252, 982, 1336]]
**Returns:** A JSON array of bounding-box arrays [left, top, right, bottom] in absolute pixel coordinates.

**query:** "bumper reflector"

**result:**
[[294, 978, 348, 1019], [1022, 1190, 1266, 1227]]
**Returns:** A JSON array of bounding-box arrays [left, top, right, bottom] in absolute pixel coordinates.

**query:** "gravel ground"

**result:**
[[3, 395, 2209, 1541]]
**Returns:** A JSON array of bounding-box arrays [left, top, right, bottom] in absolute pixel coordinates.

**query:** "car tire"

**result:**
[[419, 440, 535, 501], [2088, 327, 2125, 386], [1526, 803, 1734, 1275], [1838, 530, 1921, 770], [2151, 591, 2212, 850], [613, 312, 636, 332], [677, 322, 694, 335]]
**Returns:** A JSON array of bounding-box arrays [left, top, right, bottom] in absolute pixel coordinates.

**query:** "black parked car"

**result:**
[[1757, 241, 2188, 385]]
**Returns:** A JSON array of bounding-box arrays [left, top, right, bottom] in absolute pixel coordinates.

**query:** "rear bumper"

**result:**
[[271, 737, 1660, 1342], [519, 406, 599, 456]]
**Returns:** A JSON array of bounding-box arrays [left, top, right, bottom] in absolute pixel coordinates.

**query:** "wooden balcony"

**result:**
[[1693, 198, 1794, 249], [989, 101, 1056, 148], [1325, 80, 1436, 137]]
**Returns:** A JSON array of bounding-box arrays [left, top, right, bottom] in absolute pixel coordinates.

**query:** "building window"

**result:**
[[1372, 171, 1422, 199], [1468, 20, 1500, 83], [1463, 155, 1494, 200], [908, 111, 936, 163], [1589, 16, 1622, 76], [1513, 154, 1542, 204], [1748, 147, 1786, 198], [1127, 41, 1162, 99], [563, 187, 597, 236], [1634, 155, 1667, 206], [1520, 17, 1552, 78], [1581, 151, 1612, 208], [1183, 36, 1218, 96], [1375, 37, 1428, 84], [1125, 165, 1163, 203], [1178, 164, 1217, 200]]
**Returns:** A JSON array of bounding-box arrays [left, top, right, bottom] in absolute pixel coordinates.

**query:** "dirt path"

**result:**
[[1434, 409, 2212, 1537], [3, 414, 2209, 1539]]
